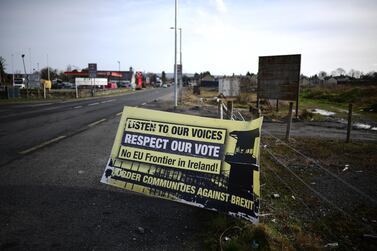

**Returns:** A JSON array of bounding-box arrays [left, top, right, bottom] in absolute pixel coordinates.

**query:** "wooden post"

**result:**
[[217, 100, 221, 118], [220, 102, 223, 119], [346, 103, 353, 143], [227, 101, 233, 119], [285, 102, 293, 141], [276, 99, 279, 112]]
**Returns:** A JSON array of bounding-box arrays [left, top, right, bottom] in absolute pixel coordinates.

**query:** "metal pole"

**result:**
[[75, 81, 78, 99], [220, 102, 223, 119], [180, 27, 182, 89], [11, 54, 14, 86], [47, 54, 50, 81], [179, 28, 182, 66], [346, 103, 353, 143], [118, 61, 120, 85], [28, 48, 32, 75], [179, 28, 183, 102], [173, 0, 178, 108], [21, 54, 28, 99], [285, 102, 293, 141]]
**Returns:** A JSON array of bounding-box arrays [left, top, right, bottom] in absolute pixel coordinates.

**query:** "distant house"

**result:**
[[200, 75, 218, 88], [335, 76, 350, 84], [300, 76, 310, 86], [324, 77, 337, 85], [250, 74, 258, 86], [309, 75, 324, 85], [65, 68, 134, 84]]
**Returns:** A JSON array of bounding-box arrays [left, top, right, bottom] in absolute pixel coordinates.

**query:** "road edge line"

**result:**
[[19, 135, 67, 155]]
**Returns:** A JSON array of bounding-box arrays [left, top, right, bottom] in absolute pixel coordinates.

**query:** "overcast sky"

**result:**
[[1, 0, 376, 76]]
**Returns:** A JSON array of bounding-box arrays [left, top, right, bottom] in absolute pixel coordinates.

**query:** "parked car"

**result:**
[[62, 82, 75, 89], [106, 82, 118, 89], [117, 81, 131, 88]]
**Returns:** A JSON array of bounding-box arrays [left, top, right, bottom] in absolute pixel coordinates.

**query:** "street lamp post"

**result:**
[[21, 54, 28, 99], [171, 26, 182, 104], [173, 0, 178, 108], [118, 61, 121, 85], [11, 54, 14, 86]]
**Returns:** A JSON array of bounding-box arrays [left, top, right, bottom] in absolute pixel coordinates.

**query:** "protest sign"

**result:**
[[101, 107, 263, 222]]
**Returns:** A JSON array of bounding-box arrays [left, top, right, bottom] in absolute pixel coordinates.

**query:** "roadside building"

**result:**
[[200, 75, 218, 88], [300, 76, 310, 86], [64, 68, 134, 88], [324, 77, 337, 86], [309, 75, 324, 85]]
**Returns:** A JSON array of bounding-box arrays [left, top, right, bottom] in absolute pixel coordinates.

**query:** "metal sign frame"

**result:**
[[88, 63, 97, 78], [257, 54, 301, 116]]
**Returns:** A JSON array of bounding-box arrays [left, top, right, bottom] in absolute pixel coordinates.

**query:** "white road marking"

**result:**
[[19, 135, 66, 155], [101, 99, 116, 104], [88, 118, 106, 127], [141, 102, 147, 105], [74, 105, 82, 109], [88, 102, 100, 106]]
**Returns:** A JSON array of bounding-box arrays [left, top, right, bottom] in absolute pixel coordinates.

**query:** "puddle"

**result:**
[[353, 123, 377, 131], [353, 123, 371, 129], [311, 109, 336, 116]]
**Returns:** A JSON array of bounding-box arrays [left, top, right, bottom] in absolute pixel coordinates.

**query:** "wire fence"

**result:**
[[260, 130, 377, 248]]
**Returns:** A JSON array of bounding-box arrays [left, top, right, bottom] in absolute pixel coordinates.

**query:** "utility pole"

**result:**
[[179, 27, 183, 102], [173, 0, 178, 108], [11, 54, 14, 86], [47, 54, 50, 81], [170, 26, 182, 102], [21, 54, 28, 99], [28, 48, 32, 74], [45, 54, 50, 99], [118, 61, 121, 85]]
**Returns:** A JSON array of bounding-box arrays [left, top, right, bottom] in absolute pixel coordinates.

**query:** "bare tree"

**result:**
[[336, 67, 346, 76], [348, 69, 361, 78], [318, 71, 327, 79], [0, 56, 6, 84]]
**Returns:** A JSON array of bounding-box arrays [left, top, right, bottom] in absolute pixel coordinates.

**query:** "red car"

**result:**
[[106, 82, 118, 89]]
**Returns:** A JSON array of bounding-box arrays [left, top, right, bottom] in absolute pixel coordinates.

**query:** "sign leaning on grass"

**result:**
[[101, 107, 263, 222]]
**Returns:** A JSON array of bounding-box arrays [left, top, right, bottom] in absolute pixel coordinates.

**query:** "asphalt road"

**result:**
[[0, 87, 172, 167], [0, 87, 213, 250]]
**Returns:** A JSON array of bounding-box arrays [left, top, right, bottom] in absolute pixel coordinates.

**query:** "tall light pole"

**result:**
[[47, 54, 50, 81], [179, 28, 182, 66], [21, 54, 28, 99], [11, 54, 14, 86], [28, 48, 32, 74], [171, 26, 182, 101], [173, 0, 178, 108], [118, 60, 121, 85], [170, 27, 182, 82]]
